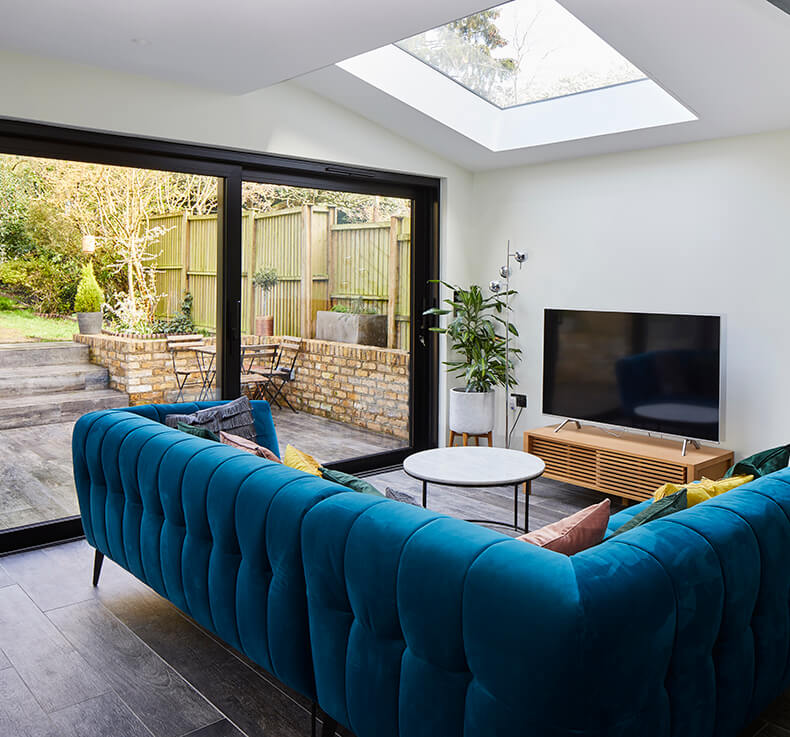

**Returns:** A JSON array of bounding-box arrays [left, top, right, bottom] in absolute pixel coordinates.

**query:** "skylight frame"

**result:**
[[337, 44, 697, 152]]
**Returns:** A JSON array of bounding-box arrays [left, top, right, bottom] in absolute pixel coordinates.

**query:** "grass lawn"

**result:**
[[0, 309, 77, 342]]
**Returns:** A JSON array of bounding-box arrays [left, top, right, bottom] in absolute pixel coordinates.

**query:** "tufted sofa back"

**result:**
[[301, 469, 790, 737], [72, 402, 344, 700]]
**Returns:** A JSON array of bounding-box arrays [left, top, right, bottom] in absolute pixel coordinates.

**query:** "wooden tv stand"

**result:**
[[524, 425, 734, 504]]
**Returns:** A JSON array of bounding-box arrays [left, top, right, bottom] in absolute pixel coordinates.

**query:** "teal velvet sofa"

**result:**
[[301, 468, 790, 737], [73, 401, 790, 737], [72, 400, 349, 726]]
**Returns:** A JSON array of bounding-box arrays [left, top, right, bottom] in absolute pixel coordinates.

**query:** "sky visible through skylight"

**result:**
[[396, 0, 647, 109]]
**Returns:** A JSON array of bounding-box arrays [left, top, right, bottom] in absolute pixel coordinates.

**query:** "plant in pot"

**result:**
[[424, 281, 520, 440], [253, 267, 278, 337], [74, 261, 105, 335]]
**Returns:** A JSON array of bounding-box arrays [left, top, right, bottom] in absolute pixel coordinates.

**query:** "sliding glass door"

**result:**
[[0, 117, 438, 551], [233, 181, 415, 469]]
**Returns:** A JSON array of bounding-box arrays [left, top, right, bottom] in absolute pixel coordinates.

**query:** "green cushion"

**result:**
[[177, 422, 220, 442], [609, 489, 687, 538], [320, 466, 383, 497], [724, 444, 790, 479]]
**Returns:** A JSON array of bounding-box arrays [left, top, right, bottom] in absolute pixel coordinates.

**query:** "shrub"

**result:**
[[74, 262, 104, 313], [252, 267, 278, 292], [152, 292, 196, 335], [0, 295, 18, 311]]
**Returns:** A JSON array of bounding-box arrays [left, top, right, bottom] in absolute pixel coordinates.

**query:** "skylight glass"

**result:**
[[396, 0, 647, 109]]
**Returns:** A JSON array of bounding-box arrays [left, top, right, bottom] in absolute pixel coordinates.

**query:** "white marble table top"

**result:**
[[403, 446, 546, 487]]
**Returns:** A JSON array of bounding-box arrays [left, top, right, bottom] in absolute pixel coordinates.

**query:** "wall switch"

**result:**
[[510, 393, 527, 410]]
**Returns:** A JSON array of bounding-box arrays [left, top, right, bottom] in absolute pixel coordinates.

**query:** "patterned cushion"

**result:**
[[219, 431, 281, 462], [165, 395, 256, 440]]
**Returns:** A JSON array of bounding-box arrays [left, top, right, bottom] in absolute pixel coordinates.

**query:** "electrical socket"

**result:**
[[509, 393, 527, 410]]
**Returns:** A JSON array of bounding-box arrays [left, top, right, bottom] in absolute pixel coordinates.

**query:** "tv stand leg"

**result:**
[[554, 419, 581, 433], [681, 438, 701, 456]]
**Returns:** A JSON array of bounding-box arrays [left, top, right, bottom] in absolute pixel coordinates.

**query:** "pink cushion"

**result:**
[[219, 431, 281, 462], [517, 499, 611, 555]]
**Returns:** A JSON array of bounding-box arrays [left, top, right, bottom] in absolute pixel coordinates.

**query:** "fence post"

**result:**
[[300, 205, 313, 339], [387, 216, 402, 349], [245, 211, 257, 336], [182, 213, 191, 299], [326, 206, 336, 311]]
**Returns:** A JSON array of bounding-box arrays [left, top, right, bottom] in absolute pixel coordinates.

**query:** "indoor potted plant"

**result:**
[[253, 266, 278, 337], [424, 281, 520, 437], [74, 261, 105, 334]]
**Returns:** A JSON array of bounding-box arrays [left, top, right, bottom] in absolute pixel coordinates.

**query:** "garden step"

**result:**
[[0, 364, 110, 398], [0, 389, 128, 429], [0, 342, 89, 369]]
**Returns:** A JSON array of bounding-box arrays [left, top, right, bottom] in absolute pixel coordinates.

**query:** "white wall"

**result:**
[[0, 48, 478, 443], [469, 129, 790, 457]]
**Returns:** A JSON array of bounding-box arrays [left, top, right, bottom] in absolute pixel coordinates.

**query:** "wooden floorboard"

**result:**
[[183, 721, 247, 737], [47, 599, 221, 737], [0, 585, 108, 713], [48, 691, 153, 737], [0, 666, 62, 737]]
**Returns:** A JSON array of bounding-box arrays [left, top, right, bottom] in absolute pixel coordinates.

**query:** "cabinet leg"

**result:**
[[487, 431, 492, 447], [462, 433, 469, 446], [449, 431, 457, 446]]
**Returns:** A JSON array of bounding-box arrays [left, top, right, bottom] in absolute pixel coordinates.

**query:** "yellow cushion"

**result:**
[[283, 444, 321, 476], [653, 474, 754, 507]]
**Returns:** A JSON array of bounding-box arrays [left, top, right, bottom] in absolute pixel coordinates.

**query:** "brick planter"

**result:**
[[74, 333, 409, 439]]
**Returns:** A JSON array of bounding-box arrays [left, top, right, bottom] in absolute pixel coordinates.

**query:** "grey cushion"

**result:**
[[165, 396, 256, 440], [385, 487, 419, 505]]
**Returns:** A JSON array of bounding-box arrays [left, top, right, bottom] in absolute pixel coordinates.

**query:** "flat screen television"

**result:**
[[543, 309, 721, 441]]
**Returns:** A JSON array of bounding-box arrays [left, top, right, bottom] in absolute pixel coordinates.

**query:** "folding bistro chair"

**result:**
[[261, 337, 302, 413], [240, 344, 279, 400], [167, 335, 206, 401]]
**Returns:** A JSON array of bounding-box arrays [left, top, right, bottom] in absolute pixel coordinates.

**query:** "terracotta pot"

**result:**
[[255, 315, 274, 337]]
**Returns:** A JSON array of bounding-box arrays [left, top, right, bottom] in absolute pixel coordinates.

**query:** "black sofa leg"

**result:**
[[92, 550, 104, 587], [310, 703, 337, 737]]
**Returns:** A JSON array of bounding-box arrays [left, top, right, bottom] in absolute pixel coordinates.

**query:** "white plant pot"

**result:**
[[448, 387, 496, 435]]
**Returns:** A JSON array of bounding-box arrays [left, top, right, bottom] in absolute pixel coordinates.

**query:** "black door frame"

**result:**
[[0, 117, 439, 552]]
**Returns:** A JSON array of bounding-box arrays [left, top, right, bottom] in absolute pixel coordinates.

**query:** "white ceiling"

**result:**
[[0, 0, 491, 94], [298, 0, 790, 170], [2, 0, 790, 171]]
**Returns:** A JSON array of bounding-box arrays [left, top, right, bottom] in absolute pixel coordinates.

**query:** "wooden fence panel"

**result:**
[[149, 208, 411, 346], [254, 208, 303, 337], [150, 213, 185, 317], [187, 216, 217, 330]]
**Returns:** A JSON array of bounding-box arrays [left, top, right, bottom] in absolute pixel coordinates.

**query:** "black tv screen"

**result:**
[[543, 310, 721, 441]]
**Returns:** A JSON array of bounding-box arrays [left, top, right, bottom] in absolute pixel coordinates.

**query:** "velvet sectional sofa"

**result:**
[[73, 401, 790, 737]]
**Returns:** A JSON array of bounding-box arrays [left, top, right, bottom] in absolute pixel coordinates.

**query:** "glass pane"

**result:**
[[396, 0, 646, 108], [0, 152, 217, 532], [238, 182, 412, 464]]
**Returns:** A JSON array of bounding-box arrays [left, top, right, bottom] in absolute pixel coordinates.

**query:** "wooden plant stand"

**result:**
[[449, 431, 493, 447], [524, 425, 734, 504]]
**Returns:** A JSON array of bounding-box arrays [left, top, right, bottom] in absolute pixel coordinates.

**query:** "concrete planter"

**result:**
[[448, 387, 496, 435], [315, 311, 387, 347], [76, 311, 102, 335]]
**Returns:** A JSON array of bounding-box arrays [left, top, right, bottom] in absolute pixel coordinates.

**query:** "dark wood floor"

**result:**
[[0, 472, 788, 736]]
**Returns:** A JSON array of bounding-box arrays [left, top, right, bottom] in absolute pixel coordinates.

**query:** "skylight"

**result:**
[[336, 1, 697, 152], [396, 0, 647, 109]]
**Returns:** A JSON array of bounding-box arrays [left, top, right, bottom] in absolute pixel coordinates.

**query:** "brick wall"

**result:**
[[280, 338, 409, 440], [74, 333, 409, 439]]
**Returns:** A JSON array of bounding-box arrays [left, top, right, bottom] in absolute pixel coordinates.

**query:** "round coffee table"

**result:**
[[403, 446, 546, 532]]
